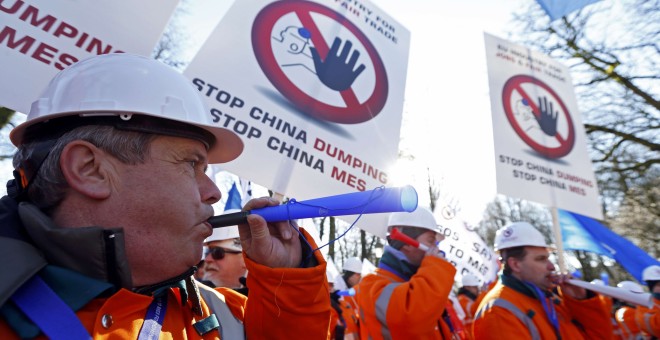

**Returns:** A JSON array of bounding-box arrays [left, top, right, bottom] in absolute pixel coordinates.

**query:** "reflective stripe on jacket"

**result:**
[[357, 255, 456, 339], [473, 281, 614, 340]]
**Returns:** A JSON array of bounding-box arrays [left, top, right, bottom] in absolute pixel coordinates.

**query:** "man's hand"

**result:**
[[238, 197, 302, 268], [556, 273, 587, 299]]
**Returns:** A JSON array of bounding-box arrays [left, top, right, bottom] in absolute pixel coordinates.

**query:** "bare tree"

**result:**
[[509, 0, 659, 222], [0, 107, 17, 160], [151, 0, 192, 69], [609, 168, 660, 259], [477, 196, 553, 246]]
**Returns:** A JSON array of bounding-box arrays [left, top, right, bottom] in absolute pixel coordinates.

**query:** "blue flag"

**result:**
[[224, 182, 242, 211], [535, 0, 601, 21], [559, 209, 660, 282]]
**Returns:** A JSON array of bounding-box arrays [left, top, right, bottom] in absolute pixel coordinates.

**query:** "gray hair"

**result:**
[[13, 125, 156, 211]]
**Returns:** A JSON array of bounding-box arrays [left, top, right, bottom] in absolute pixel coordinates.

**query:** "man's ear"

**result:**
[[59, 140, 112, 199], [507, 256, 523, 274]]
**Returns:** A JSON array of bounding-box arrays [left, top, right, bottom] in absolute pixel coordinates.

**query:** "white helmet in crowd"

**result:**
[[204, 209, 242, 251], [617, 280, 645, 294], [462, 273, 480, 287], [10, 53, 243, 164], [642, 265, 660, 282], [387, 206, 441, 234], [342, 257, 363, 274], [493, 222, 551, 252]]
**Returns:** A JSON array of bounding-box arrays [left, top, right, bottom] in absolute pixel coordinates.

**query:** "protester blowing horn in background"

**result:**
[[208, 185, 418, 228]]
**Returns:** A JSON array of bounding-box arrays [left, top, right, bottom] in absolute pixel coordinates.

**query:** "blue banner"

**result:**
[[559, 209, 660, 282], [535, 0, 601, 21], [224, 182, 243, 211]]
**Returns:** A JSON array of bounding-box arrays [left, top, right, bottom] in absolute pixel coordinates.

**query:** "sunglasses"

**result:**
[[204, 247, 242, 260]]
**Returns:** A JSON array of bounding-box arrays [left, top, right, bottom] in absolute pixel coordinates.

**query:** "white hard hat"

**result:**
[[205, 209, 241, 247], [642, 265, 660, 282], [387, 206, 440, 233], [617, 280, 644, 294], [342, 257, 363, 274], [461, 274, 480, 287], [10, 53, 243, 164], [494, 222, 551, 252], [590, 279, 605, 286]]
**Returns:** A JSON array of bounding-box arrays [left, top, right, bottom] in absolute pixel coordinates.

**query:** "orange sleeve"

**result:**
[[562, 291, 614, 339], [384, 256, 457, 334], [243, 228, 331, 340]]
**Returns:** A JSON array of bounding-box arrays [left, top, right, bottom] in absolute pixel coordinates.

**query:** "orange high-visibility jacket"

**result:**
[[634, 296, 660, 338], [1, 230, 331, 339], [457, 293, 476, 340], [458, 293, 476, 326], [474, 281, 613, 340], [615, 306, 644, 339], [459, 280, 497, 340], [340, 292, 361, 338], [356, 255, 457, 339]]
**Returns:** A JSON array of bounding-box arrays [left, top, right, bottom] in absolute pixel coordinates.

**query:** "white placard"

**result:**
[[184, 0, 410, 239], [484, 33, 603, 219], [438, 219, 499, 285], [0, 0, 179, 113]]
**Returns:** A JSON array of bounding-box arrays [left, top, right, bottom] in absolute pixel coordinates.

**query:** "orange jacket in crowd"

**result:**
[[339, 290, 361, 339], [457, 281, 497, 329], [597, 295, 625, 340], [458, 291, 477, 328], [356, 251, 457, 340], [474, 275, 613, 340], [616, 305, 645, 339], [1, 230, 330, 339], [458, 279, 497, 339], [445, 299, 469, 340], [634, 295, 660, 338], [329, 300, 345, 340]]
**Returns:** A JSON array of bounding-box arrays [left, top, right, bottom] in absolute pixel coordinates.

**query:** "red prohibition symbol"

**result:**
[[252, 0, 388, 124], [502, 75, 575, 158]]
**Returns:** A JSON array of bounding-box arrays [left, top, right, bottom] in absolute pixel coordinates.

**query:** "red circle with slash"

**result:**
[[252, 0, 388, 124], [502, 75, 575, 158]]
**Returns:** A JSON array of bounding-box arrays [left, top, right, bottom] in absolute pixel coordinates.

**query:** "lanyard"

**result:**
[[11, 275, 91, 340], [137, 294, 168, 340], [529, 284, 560, 338]]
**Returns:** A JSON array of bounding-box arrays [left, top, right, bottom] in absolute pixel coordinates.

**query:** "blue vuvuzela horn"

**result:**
[[208, 185, 418, 228]]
